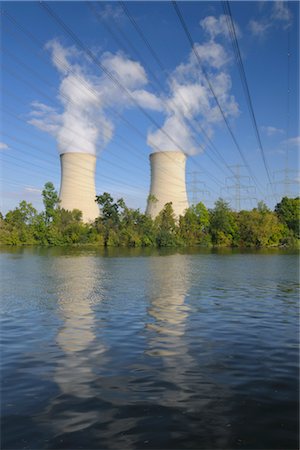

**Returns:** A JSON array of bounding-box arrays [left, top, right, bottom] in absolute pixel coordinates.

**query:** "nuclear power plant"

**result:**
[[59, 152, 99, 222], [146, 151, 189, 218], [59, 150, 189, 222]]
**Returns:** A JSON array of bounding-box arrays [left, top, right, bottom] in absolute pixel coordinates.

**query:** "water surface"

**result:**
[[1, 247, 299, 449]]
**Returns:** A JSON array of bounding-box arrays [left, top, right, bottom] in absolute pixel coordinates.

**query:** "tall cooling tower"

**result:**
[[59, 152, 99, 222], [146, 151, 189, 218]]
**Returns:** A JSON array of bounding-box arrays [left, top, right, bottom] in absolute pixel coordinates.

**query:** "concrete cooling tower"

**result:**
[[146, 151, 189, 218], [59, 152, 99, 222]]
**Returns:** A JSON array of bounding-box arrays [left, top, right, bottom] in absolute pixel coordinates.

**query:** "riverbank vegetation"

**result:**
[[1, 182, 299, 248]]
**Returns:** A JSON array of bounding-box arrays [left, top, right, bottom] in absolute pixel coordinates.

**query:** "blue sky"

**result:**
[[1, 1, 299, 214]]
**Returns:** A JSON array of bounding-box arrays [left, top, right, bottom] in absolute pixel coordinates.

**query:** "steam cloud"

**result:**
[[147, 15, 239, 155], [29, 14, 239, 157], [29, 40, 162, 155]]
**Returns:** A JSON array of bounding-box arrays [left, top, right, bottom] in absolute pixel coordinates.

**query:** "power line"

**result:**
[[222, 1, 274, 192], [172, 1, 264, 197], [2, 8, 223, 189], [1, 55, 194, 191], [119, 1, 165, 72], [40, 0, 224, 187], [187, 171, 211, 206], [113, 1, 237, 179], [39, 0, 193, 156], [37, 1, 226, 185], [1, 11, 160, 152], [285, 29, 291, 196], [86, 1, 164, 91], [224, 164, 257, 211], [2, 98, 196, 200]]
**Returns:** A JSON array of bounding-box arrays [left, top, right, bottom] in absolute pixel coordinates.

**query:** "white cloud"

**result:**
[[284, 136, 300, 148], [272, 1, 293, 25], [248, 19, 271, 37], [29, 42, 162, 155], [132, 90, 163, 111], [0, 142, 9, 150], [147, 15, 239, 155], [173, 41, 229, 84], [193, 41, 229, 69], [30, 15, 239, 159], [28, 102, 61, 136], [101, 52, 147, 89], [45, 39, 80, 75], [249, 1, 293, 37], [200, 15, 241, 40], [25, 186, 42, 194], [97, 4, 124, 22], [148, 115, 198, 155], [261, 125, 284, 136]]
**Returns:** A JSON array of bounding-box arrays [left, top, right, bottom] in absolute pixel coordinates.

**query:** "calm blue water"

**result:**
[[1, 247, 299, 449]]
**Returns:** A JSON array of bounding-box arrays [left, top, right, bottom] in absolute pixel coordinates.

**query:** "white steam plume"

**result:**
[[30, 14, 240, 158], [29, 40, 162, 155], [147, 15, 239, 155]]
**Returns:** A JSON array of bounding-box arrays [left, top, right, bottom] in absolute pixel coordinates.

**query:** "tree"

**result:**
[[209, 199, 238, 246], [42, 182, 60, 224], [257, 201, 270, 214], [5, 201, 37, 227], [238, 209, 285, 247], [155, 202, 179, 247], [179, 202, 210, 245], [275, 197, 300, 238], [95, 193, 125, 246], [3, 201, 38, 244]]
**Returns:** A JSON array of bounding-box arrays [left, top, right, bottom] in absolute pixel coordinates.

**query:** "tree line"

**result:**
[[0, 182, 299, 248]]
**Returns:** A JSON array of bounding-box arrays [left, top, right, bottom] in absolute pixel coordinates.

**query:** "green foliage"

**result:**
[[0, 184, 298, 249], [209, 199, 238, 246], [275, 196, 300, 238], [155, 203, 180, 247], [42, 182, 60, 224], [95, 192, 126, 246], [147, 194, 158, 205], [179, 202, 211, 246], [238, 208, 285, 248]]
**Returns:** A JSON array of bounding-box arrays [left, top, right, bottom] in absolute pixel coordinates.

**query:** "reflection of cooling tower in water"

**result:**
[[59, 152, 99, 223], [146, 254, 191, 356], [146, 151, 189, 218], [145, 254, 195, 408], [54, 256, 104, 398], [145, 254, 232, 441]]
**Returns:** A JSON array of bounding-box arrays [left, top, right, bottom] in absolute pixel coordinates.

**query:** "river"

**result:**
[[1, 247, 299, 449]]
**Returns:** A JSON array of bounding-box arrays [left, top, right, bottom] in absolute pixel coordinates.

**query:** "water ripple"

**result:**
[[0, 249, 299, 449]]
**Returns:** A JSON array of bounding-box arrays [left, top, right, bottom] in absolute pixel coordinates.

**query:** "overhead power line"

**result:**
[[222, 1, 274, 192], [118, 1, 165, 72], [114, 1, 237, 179], [40, 1, 223, 186], [172, 0, 264, 197], [39, 2, 227, 186], [2, 7, 223, 188], [1, 27, 201, 191], [39, 1, 192, 156]]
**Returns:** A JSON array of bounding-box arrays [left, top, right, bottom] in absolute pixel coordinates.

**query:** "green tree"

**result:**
[[155, 202, 179, 247], [95, 193, 125, 246], [275, 197, 300, 238], [209, 199, 238, 246], [42, 182, 60, 224], [238, 208, 284, 247], [179, 202, 210, 245], [2, 201, 38, 244]]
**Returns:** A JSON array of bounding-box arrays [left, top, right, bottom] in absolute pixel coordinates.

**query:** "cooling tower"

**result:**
[[59, 152, 99, 222], [146, 151, 189, 218]]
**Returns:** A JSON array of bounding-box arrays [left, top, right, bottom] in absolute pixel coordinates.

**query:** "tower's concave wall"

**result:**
[[146, 151, 189, 218], [59, 152, 99, 223]]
